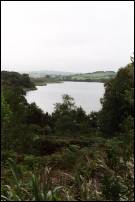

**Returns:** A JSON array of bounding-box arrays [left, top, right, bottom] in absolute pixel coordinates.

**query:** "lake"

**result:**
[[26, 81, 105, 114]]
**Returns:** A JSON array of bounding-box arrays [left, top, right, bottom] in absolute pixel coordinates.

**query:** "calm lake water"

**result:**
[[26, 81, 105, 114]]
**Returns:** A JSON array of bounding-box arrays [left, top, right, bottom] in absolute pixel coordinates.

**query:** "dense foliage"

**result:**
[[99, 63, 134, 136], [1, 59, 134, 201]]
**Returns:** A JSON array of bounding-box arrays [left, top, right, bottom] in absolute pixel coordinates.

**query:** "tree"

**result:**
[[52, 95, 91, 135], [52, 94, 76, 135], [99, 60, 134, 137], [54, 94, 76, 114]]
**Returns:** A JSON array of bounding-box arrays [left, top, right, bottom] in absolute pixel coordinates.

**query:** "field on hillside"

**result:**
[[30, 71, 116, 86]]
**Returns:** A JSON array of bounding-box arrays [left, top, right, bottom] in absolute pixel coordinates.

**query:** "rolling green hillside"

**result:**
[[30, 71, 116, 85], [63, 71, 116, 82]]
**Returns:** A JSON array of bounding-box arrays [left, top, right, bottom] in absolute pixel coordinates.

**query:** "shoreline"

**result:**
[[32, 80, 106, 86]]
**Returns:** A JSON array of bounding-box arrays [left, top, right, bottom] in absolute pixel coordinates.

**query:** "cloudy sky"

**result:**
[[1, 1, 134, 73]]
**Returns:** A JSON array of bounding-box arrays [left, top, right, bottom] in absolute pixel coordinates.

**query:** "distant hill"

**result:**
[[29, 70, 116, 85], [63, 71, 116, 82], [23, 70, 116, 81], [26, 70, 76, 78]]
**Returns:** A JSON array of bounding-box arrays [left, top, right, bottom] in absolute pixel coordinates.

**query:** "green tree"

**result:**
[[52, 95, 92, 135], [99, 60, 134, 136]]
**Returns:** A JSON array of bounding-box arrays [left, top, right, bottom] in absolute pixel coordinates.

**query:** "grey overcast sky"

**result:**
[[1, 1, 134, 73]]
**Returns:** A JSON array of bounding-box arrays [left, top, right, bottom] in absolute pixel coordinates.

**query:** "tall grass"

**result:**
[[1, 158, 65, 201], [1, 150, 134, 201]]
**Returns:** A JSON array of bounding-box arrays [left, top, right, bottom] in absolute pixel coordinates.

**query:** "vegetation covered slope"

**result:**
[[30, 75, 62, 86], [27, 70, 75, 78], [1, 58, 134, 201], [62, 71, 116, 82], [1, 71, 36, 91], [30, 71, 116, 86]]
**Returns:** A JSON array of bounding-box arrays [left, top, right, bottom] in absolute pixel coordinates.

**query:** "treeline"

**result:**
[[30, 71, 116, 86], [1, 58, 134, 201], [1, 71, 36, 90], [61, 71, 116, 83], [30, 75, 62, 86], [1, 61, 134, 154], [61, 77, 112, 82], [1, 71, 98, 154]]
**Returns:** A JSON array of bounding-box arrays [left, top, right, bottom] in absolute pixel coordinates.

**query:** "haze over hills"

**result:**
[[68, 71, 116, 80], [20, 70, 116, 78], [20, 70, 77, 78], [61, 71, 116, 83], [28, 70, 116, 86]]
